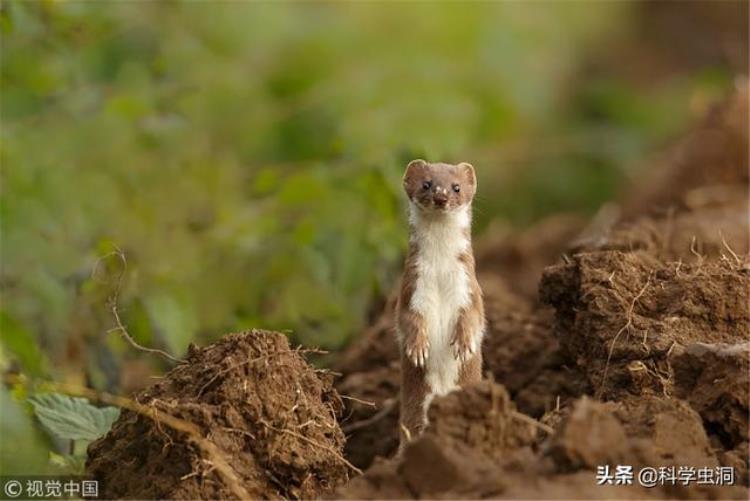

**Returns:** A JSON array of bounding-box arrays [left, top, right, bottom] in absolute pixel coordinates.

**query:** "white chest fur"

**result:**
[[408, 204, 472, 397]]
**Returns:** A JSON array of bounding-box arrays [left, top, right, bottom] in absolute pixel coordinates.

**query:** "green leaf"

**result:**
[[29, 393, 120, 442]]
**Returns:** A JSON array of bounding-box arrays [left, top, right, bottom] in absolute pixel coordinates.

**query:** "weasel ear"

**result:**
[[458, 162, 476, 186], [404, 159, 428, 184]]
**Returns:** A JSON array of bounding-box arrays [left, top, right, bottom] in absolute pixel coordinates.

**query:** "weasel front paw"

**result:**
[[405, 333, 430, 368], [450, 330, 476, 363]]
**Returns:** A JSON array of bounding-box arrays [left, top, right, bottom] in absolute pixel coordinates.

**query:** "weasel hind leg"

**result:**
[[457, 352, 482, 387], [399, 353, 431, 450], [398, 351, 481, 454]]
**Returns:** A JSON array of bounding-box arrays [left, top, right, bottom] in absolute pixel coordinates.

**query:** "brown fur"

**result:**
[[399, 351, 430, 443], [403, 159, 477, 211], [452, 250, 484, 361], [397, 242, 429, 362], [457, 352, 482, 385]]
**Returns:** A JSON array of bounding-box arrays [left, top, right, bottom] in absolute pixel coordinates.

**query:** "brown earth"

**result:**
[[336, 384, 748, 499], [540, 252, 749, 400], [86, 330, 351, 499]]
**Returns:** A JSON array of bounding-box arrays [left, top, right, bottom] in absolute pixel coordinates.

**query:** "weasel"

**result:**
[[396, 159, 485, 447]]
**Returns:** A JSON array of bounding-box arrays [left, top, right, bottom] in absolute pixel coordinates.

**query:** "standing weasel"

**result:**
[[396, 159, 485, 446]]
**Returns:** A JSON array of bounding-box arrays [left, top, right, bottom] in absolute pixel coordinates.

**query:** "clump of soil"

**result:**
[[545, 397, 629, 471], [425, 380, 538, 459], [672, 342, 750, 448], [86, 330, 350, 499], [548, 396, 717, 472], [541, 251, 749, 400], [336, 382, 539, 499]]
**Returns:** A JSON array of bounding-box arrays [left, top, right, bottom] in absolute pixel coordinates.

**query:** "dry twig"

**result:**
[[689, 236, 704, 261], [720, 231, 742, 265], [342, 398, 398, 434], [340, 394, 376, 407], [510, 410, 554, 435], [93, 247, 181, 363]]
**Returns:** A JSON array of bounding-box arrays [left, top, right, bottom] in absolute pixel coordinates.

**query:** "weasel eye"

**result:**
[[452, 184, 460, 193], [422, 181, 432, 190]]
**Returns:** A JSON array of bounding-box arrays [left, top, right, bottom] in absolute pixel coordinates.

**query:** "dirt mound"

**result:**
[[425, 380, 538, 458], [393, 382, 540, 499], [541, 251, 749, 401], [86, 330, 351, 499], [530, 87, 750, 494], [335, 382, 539, 499]]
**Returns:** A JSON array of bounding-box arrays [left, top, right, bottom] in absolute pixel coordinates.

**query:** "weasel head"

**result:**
[[403, 159, 477, 214]]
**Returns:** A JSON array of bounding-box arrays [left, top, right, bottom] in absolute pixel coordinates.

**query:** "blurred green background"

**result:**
[[0, 0, 746, 474]]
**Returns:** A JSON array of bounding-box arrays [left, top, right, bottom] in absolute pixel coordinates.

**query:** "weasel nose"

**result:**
[[433, 191, 448, 207]]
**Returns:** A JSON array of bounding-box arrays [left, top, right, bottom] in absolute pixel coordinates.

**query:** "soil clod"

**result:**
[[86, 330, 350, 500]]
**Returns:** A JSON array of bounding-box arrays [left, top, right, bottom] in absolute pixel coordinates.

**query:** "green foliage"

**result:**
[[0, 311, 48, 376], [29, 393, 120, 442], [0, 2, 619, 361]]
